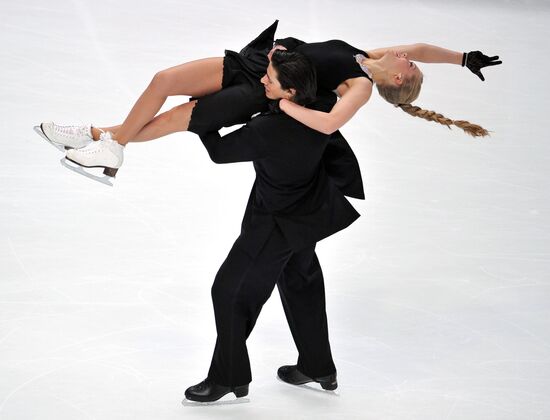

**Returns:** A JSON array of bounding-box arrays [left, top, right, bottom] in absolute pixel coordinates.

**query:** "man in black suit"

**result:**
[[184, 50, 360, 402]]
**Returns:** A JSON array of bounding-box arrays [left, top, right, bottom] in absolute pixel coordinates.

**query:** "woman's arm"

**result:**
[[366, 43, 462, 65], [279, 82, 372, 135]]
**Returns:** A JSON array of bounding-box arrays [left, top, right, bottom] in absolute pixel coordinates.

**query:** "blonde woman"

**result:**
[[38, 21, 501, 183], [273, 36, 501, 136]]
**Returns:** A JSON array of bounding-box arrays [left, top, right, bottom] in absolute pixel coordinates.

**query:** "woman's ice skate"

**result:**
[[61, 132, 124, 186], [33, 122, 100, 152]]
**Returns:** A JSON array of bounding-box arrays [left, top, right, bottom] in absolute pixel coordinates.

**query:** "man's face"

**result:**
[[260, 63, 293, 100]]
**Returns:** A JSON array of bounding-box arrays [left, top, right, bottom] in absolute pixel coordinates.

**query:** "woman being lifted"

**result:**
[[38, 21, 501, 183]]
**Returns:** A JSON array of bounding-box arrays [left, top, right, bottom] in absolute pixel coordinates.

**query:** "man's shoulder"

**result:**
[[248, 112, 305, 133], [248, 114, 328, 152]]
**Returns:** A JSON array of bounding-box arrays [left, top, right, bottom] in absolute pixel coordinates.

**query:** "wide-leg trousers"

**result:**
[[207, 224, 336, 387]]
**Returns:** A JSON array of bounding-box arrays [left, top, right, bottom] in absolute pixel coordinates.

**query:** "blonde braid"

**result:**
[[398, 104, 489, 137]]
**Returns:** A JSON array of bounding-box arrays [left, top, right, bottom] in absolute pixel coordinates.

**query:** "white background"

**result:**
[[1, 0, 548, 419]]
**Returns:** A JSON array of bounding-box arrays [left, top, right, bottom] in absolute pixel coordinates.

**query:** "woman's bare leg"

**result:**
[[135, 101, 198, 141], [108, 57, 223, 146], [92, 98, 196, 142], [94, 101, 197, 142], [91, 125, 119, 140]]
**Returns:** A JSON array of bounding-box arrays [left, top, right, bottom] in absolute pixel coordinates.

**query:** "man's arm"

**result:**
[[199, 120, 269, 164]]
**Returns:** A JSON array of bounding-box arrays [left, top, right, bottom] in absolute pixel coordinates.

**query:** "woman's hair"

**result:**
[[271, 50, 317, 106], [376, 70, 489, 137]]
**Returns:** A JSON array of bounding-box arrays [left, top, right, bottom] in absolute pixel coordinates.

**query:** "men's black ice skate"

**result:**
[[277, 365, 338, 390], [184, 378, 249, 403]]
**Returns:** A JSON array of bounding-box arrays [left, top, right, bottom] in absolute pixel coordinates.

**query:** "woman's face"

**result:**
[[381, 50, 422, 85], [260, 63, 294, 100]]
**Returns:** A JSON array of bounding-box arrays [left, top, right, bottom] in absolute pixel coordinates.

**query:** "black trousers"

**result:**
[[207, 224, 336, 387]]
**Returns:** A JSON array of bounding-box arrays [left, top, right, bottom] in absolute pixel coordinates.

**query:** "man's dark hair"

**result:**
[[270, 50, 317, 106]]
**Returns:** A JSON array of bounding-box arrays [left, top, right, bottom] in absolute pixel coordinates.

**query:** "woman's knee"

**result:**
[[149, 70, 174, 96]]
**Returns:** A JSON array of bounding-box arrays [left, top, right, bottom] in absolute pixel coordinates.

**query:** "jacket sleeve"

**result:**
[[199, 122, 269, 164], [274, 37, 306, 51]]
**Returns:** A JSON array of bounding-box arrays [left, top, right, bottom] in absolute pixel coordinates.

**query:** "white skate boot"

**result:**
[[34, 122, 101, 151], [62, 132, 124, 186]]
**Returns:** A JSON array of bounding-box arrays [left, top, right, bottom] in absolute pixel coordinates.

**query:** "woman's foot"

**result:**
[[65, 132, 124, 177], [40, 122, 99, 149]]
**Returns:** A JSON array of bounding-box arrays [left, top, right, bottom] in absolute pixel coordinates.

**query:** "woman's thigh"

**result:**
[[154, 57, 224, 98]]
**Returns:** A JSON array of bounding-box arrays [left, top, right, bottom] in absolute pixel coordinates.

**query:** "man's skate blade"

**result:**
[[33, 125, 67, 153], [60, 157, 114, 187]]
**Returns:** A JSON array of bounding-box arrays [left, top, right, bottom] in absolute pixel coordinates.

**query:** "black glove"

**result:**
[[462, 51, 502, 81]]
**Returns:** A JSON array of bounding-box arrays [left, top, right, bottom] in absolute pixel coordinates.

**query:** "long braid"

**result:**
[[372, 60, 491, 138], [398, 104, 489, 137]]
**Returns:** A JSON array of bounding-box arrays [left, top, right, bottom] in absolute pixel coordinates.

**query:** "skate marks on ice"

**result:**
[[33, 125, 66, 153], [33, 125, 115, 186]]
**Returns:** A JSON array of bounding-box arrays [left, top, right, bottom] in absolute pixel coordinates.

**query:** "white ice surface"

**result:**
[[1, 1, 549, 419]]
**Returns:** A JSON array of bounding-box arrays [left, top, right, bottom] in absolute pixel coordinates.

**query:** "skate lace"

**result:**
[[56, 125, 88, 138], [78, 133, 121, 157], [78, 138, 103, 154]]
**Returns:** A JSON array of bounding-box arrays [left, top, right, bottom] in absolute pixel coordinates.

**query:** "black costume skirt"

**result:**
[[187, 21, 279, 136], [187, 20, 366, 200]]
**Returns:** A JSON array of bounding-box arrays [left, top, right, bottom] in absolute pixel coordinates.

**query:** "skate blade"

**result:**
[[33, 125, 70, 153], [60, 157, 114, 187]]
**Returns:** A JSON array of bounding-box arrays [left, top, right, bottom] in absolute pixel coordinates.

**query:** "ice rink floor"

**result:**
[[1, 0, 549, 419]]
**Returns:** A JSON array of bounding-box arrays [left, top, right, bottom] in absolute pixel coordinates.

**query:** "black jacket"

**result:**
[[238, 20, 365, 200], [199, 97, 360, 257]]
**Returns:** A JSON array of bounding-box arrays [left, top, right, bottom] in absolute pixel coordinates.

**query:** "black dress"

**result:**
[[274, 38, 373, 88], [187, 20, 278, 137], [273, 37, 374, 199], [187, 21, 366, 200]]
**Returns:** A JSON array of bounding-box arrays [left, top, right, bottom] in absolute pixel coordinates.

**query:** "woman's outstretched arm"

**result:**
[[368, 44, 502, 80], [279, 81, 372, 135], [366, 43, 463, 64]]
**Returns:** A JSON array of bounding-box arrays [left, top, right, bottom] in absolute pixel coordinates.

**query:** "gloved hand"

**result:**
[[462, 51, 502, 81]]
